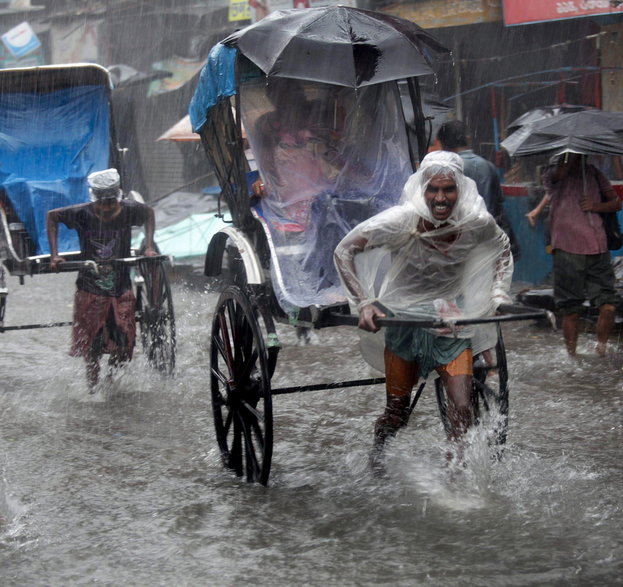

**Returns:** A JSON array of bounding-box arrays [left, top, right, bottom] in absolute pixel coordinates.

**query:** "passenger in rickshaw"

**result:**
[[249, 77, 345, 230], [246, 77, 413, 306], [334, 151, 513, 457], [46, 169, 157, 391]]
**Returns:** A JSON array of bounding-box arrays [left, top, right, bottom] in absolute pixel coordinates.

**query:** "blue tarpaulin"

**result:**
[[188, 43, 237, 134], [0, 85, 110, 254]]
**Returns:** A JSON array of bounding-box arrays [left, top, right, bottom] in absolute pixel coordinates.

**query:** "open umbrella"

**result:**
[[506, 104, 588, 134], [504, 109, 623, 157], [158, 113, 247, 142], [501, 104, 590, 155], [157, 115, 200, 142], [222, 6, 448, 88]]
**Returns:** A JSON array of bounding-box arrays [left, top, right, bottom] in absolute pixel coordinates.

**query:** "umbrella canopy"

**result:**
[[506, 104, 589, 134], [222, 6, 448, 88], [503, 110, 623, 157], [157, 115, 200, 142], [158, 112, 247, 142], [502, 104, 590, 155]]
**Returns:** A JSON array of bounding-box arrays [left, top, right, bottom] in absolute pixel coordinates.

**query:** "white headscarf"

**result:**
[[401, 150, 489, 228]]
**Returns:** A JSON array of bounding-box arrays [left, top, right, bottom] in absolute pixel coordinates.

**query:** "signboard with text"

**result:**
[[229, 0, 252, 21], [383, 0, 502, 29], [2, 21, 41, 58], [245, 0, 355, 23], [503, 0, 623, 26]]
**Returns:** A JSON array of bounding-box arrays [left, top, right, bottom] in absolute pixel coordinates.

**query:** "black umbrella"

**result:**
[[504, 109, 623, 157], [222, 6, 448, 88], [501, 104, 590, 155], [506, 104, 589, 134]]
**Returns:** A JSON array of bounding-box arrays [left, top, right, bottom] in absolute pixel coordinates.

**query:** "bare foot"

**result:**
[[595, 342, 607, 357]]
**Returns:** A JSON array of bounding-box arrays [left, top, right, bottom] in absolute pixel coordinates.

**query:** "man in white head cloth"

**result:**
[[47, 168, 157, 391], [334, 151, 513, 455]]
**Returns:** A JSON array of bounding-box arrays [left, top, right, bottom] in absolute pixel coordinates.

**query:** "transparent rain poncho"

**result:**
[[334, 151, 513, 348], [240, 76, 412, 310]]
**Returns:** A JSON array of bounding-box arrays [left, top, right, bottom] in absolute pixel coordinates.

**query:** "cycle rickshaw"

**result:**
[[190, 7, 546, 485], [0, 63, 175, 375]]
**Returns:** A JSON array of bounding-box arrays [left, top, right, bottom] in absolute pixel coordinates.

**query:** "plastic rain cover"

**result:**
[[334, 151, 514, 366], [241, 77, 413, 311]]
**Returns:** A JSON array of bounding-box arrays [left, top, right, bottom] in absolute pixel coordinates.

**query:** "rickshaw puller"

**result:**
[[46, 168, 157, 390], [334, 151, 513, 456]]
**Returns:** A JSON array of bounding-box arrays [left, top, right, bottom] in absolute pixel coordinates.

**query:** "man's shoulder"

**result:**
[[120, 198, 142, 207], [120, 198, 150, 212], [54, 201, 92, 216], [460, 150, 494, 169]]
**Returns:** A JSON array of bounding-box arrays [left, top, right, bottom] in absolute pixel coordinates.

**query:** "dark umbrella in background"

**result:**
[[501, 104, 590, 155], [222, 6, 448, 88], [506, 110, 623, 157], [506, 104, 589, 134]]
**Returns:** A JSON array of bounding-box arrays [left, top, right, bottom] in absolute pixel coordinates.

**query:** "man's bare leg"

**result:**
[[85, 349, 101, 392], [595, 303, 616, 357], [374, 348, 417, 451], [439, 372, 474, 463], [562, 312, 580, 357]]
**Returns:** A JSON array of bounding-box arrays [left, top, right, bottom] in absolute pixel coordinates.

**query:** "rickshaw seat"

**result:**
[[252, 191, 377, 309]]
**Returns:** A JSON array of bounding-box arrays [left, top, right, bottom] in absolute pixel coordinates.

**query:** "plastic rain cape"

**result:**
[[334, 151, 513, 366]]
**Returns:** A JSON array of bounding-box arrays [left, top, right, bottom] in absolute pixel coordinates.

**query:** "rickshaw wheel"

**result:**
[[435, 324, 509, 453], [210, 285, 273, 485], [135, 259, 176, 375], [224, 243, 280, 379]]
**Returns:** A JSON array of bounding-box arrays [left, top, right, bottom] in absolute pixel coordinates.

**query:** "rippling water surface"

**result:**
[[1, 272, 622, 586]]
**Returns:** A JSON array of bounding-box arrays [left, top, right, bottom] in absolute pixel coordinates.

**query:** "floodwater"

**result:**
[[1, 271, 622, 586]]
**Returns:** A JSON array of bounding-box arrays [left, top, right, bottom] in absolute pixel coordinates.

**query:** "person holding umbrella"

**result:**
[[530, 152, 621, 357]]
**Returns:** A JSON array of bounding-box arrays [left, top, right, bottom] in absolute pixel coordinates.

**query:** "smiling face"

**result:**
[[424, 175, 458, 222]]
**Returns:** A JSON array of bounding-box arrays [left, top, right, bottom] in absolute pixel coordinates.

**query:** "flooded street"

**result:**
[[1, 271, 622, 586]]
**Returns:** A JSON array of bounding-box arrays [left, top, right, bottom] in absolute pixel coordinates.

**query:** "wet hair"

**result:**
[[437, 120, 469, 150]]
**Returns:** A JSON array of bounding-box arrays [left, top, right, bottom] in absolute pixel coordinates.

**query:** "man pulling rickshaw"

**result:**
[[47, 169, 158, 391], [335, 151, 513, 457]]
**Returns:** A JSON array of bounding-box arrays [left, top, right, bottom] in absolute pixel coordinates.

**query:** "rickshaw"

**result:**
[[190, 7, 546, 485], [0, 64, 175, 375]]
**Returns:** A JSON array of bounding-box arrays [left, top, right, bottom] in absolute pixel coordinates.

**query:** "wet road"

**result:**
[[1, 271, 622, 586]]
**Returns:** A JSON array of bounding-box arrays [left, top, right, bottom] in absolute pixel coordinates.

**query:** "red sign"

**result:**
[[503, 0, 623, 25]]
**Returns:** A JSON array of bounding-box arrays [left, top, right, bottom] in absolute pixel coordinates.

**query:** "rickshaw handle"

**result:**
[[329, 303, 549, 329], [37, 255, 170, 274]]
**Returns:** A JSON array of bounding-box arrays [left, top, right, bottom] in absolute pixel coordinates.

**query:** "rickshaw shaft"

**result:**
[[272, 376, 386, 395]]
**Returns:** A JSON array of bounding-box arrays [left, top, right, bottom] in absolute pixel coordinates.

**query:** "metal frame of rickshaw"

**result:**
[[197, 53, 547, 486], [0, 64, 176, 375]]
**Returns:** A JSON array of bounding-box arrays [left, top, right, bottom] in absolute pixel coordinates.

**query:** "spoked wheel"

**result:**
[[435, 324, 509, 450], [135, 258, 176, 375], [210, 285, 273, 485]]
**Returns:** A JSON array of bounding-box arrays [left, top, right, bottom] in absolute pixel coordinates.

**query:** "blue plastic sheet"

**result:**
[[0, 85, 110, 254], [188, 43, 237, 134]]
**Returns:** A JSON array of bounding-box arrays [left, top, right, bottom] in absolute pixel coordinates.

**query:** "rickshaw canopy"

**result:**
[[188, 9, 449, 310]]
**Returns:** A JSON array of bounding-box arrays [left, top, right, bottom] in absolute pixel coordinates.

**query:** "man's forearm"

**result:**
[[46, 212, 59, 257], [143, 209, 156, 249], [595, 190, 621, 214]]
